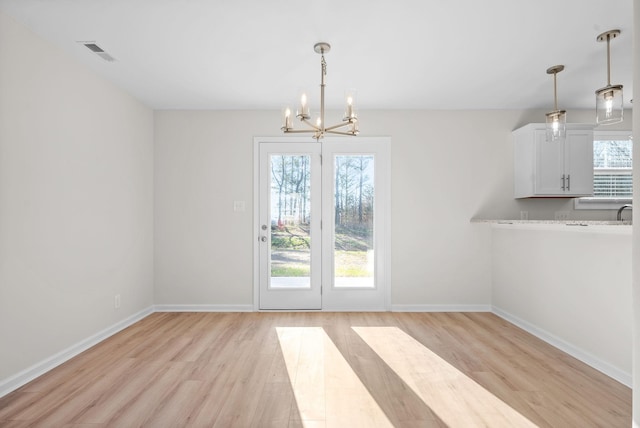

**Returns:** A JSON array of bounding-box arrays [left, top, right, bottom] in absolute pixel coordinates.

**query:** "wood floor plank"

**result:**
[[73, 360, 168, 424], [101, 361, 192, 427], [211, 343, 280, 427], [25, 358, 138, 427], [190, 335, 269, 427], [0, 312, 631, 427], [248, 382, 295, 428], [143, 379, 204, 427]]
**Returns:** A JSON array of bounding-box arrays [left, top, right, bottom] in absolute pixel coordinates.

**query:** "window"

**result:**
[[593, 139, 632, 197], [575, 130, 632, 210]]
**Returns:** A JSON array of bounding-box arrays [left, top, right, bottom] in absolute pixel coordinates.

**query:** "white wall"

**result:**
[[492, 225, 632, 385], [154, 109, 629, 308], [0, 12, 154, 382], [154, 111, 259, 306]]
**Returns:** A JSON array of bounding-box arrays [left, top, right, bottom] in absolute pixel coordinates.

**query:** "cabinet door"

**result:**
[[564, 131, 593, 196], [534, 130, 565, 195]]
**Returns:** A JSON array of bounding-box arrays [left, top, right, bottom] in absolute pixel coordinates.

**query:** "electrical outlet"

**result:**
[[114, 294, 121, 309], [554, 211, 570, 221], [520, 211, 529, 220]]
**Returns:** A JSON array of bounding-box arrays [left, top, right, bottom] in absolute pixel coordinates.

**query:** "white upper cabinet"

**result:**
[[514, 123, 594, 198]]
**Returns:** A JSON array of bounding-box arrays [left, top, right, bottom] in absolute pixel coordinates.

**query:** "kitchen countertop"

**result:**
[[471, 219, 632, 235], [471, 219, 632, 226]]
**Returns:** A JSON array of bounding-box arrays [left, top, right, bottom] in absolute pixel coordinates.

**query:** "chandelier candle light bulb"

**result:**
[[346, 97, 354, 117], [344, 89, 357, 121], [282, 107, 292, 130], [298, 93, 310, 119]]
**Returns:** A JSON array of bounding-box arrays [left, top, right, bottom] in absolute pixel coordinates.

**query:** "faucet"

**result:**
[[616, 204, 632, 221]]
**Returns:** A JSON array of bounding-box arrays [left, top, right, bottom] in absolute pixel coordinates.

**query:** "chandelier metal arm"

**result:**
[[326, 130, 358, 137], [324, 121, 354, 132], [283, 129, 319, 134], [300, 117, 320, 130]]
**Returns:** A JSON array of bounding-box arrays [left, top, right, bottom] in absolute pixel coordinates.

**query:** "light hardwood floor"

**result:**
[[0, 312, 631, 427]]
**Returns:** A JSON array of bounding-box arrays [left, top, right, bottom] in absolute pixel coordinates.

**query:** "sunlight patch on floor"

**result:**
[[276, 327, 393, 427], [352, 326, 538, 427]]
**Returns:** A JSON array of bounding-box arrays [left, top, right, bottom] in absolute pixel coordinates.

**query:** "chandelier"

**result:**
[[281, 42, 359, 140]]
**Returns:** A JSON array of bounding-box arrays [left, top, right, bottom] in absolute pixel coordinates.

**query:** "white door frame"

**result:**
[[253, 136, 391, 311]]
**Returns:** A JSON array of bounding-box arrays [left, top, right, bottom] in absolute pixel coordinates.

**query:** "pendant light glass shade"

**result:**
[[596, 85, 623, 125], [595, 30, 623, 125], [545, 65, 566, 142], [545, 110, 567, 142]]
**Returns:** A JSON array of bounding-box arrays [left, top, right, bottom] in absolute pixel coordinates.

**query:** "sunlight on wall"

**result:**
[[276, 327, 393, 427], [352, 326, 537, 427]]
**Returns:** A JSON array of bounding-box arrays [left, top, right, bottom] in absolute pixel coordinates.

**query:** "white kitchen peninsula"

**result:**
[[475, 220, 632, 386]]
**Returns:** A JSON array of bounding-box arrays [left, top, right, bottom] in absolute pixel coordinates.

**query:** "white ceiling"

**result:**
[[0, 0, 633, 111]]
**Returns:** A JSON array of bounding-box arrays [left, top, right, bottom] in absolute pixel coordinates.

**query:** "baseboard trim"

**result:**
[[391, 304, 492, 312], [154, 304, 253, 312], [492, 306, 631, 388], [0, 306, 154, 398]]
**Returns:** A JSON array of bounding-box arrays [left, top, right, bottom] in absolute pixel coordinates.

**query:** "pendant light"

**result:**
[[545, 65, 566, 142], [595, 29, 623, 125]]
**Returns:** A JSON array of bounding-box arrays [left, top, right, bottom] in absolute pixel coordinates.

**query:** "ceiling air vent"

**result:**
[[79, 42, 116, 62]]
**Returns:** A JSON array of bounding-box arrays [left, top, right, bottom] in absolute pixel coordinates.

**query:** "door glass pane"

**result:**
[[334, 155, 375, 288], [270, 155, 311, 289]]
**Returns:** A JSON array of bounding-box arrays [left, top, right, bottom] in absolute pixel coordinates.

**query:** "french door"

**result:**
[[257, 142, 322, 309], [254, 137, 390, 311]]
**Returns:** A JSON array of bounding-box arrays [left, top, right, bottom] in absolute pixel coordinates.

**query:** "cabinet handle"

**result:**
[[566, 174, 570, 191], [561, 174, 565, 190]]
